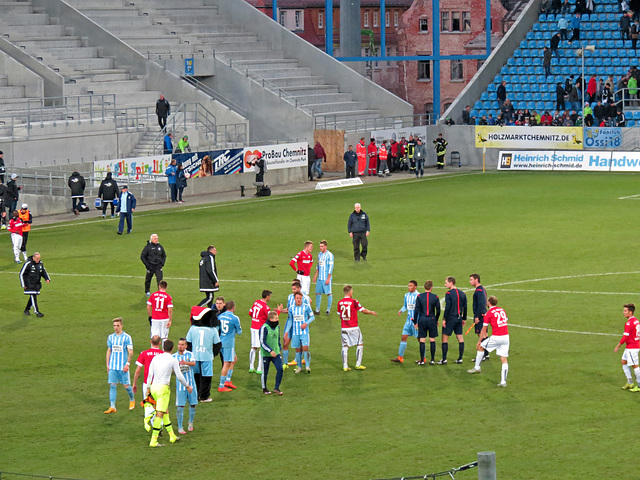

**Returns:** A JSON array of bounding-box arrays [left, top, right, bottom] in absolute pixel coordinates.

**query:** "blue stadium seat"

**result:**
[[594, 58, 603, 66], [539, 14, 547, 21], [500, 66, 509, 74], [606, 12, 615, 20], [633, 111, 640, 119], [520, 40, 528, 49], [536, 101, 546, 110], [516, 57, 524, 66], [524, 92, 533, 101], [568, 57, 578, 66], [535, 31, 544, 39], [613, 57, 621, 66], [605, 4, 614, 12], [514, 92, 524, 101], [604, 30, 612, 39], [526, 31, 535, 40], [585, 58, 595, 66], [542, 92, 551, 101], [595, 31, 604, 40], [606, 39, 615, 48], [533, 22, 541, 31], [507, 57, 516, 66], [524, 57, 533, 66], [488, 83, 497, 92], [616, 66, 625, 74], [559, 57, 568, 66], [518, 66, 527, 74], [533, 92, 542, 101], [628, 120, 635, 127], [541, 22, 550, 30], [585, 31, 595, 39], [536, 40, 545, 48], [474, 100, 482, 110], [480, 92, 489, 101], [615, 40, 624, 48], [522, 83, 531, 93], [514, 48, 522, 56], [503, 75, 512, 83], [562, 66, 571, 74], [531, 84, 540, 92], [483, 101, 493, 109]]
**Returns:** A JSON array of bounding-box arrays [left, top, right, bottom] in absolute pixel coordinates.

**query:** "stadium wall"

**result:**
[[0, 50, 44, 99]]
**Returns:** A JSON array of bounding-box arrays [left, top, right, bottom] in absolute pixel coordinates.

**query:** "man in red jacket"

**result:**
[[313, 142, 326, 179], [367, 138, 378, 176], [356, 138, 367, 176]]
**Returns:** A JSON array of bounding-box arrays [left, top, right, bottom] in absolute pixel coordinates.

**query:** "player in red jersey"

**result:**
[[614, 303, 640, 391], [249, 290, 272, 374], [289, 241, 314, 295], [337, 285, 377, 371], [467, 296, 510, 387], [147, 281, 173, 342], [132, 335, 164, 431]]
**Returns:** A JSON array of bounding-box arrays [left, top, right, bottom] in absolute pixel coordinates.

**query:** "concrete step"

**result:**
[[0, 24, 68, 38], [129, 0, 210, 7], [43, 47, 99, 59], [153, 13, 223, 25], [0, 85, 25, 99], [0, 75, 7, 87], [68, 72, 132, 83], [211, 42, 274, 54], [0, 13, 49, 26], [267, 76, 328, 87], [166, 23, 240, 34], [214, 49, 283, 61], [0, 2, 35, 14], [280, 84, 340, 95], [119, 36, 184, 47], [53, 57, 114, 70], [86, 16, 154, 27], [131, 44, 198, 55], [235, 60, 300, 71], [304, 101, 369, 114], [77, 7, 144, 17], [0, 98, 32, 109], [64, 79, 147, 96], [250, 67, 313, 79], [293, 93, 355, 105], [17, 37, 84, 48], [193, 33, 259, 44], [315, 109, 381, 120]]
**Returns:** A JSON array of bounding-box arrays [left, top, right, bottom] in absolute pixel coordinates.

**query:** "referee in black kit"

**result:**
[[438, 276, 467, 365], [469, 273, 488, 362]]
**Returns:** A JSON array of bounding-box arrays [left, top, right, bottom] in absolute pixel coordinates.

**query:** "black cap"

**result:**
[[0, 151, 3, 155], [122, 185, 128, 189]]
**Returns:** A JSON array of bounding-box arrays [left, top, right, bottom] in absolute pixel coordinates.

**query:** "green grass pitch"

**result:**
[[1, 171, 638, 479]]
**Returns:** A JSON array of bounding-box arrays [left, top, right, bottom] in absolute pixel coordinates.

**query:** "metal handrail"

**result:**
[[315, 113, 435, 132], [181, 75, 248, 117]]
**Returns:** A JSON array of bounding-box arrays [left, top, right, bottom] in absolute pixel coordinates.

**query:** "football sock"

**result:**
[[258, 351, 263, 370], [442, 343, 449, 361], [219, 375, 226, 388], [634, 367, 640, 385], [163, 413, 174, 436], [249, 349, 256, 370], [356, 345, 363, 366], [282, 349, 289, 364], [501, 363, 509, 383], [109, 384, 117, 408], [176, 406, 184, 430], [419, 342, 426, 361], [623, 364, 633, 383], [295, 351, 302, 367], [315, 294, 322, 309], [399, 341, 408, 357], [458, 342, 465, 360], [189, 405, 196, 423], [342, 346, 349, 368], [430, 342, 436, 361], [475, 350, 484, 369], [226, 369, 233, 382], [151, 416, 162, 443], [327, 295, 332, 311], [304, 351, 310, 368], [125, 386, 134, 402]]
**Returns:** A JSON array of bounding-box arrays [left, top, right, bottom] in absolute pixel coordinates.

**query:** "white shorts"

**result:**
[[622, 348, 640, 365], [151, 319, 169, 339], [481, 334, 510, 358], [297, 274, 311, 295], [341, 327, 363, 347], [251, 328, 261, 348]]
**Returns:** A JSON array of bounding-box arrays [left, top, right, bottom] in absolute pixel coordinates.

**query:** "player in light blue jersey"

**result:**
[[279, 280, 312, 369], [217, 301, 242, 392], [186, 310, 221, 403], [173, 338, 197, 434], [313, 240, 334, 316], [105, 317, 135, 413], [390, 281, 419, 364], [290, 292, 315, 373]]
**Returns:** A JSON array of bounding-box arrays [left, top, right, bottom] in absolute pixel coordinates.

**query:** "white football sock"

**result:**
[[623, 364, 633, 383], [501, 363, 509, 383]]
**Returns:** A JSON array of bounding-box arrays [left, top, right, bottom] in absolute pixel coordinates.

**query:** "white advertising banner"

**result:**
[[94, 154, 172, 178], [497, 150, 619, 171], [609, 151, 640, 172], [242, 142, 308, 171]]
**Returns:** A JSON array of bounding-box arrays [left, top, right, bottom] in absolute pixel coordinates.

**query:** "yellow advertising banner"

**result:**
[[475, 126, 584, 150]]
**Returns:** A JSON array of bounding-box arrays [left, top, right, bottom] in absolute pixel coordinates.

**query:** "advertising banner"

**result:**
[[174, 149, 244, 178], [371, 126, 428, 145], [94, 154, 171, 178], [497, 150, 615, 171], [242, 142, 308, 171], [476, 126, 584, 150], [584, 127, 622, 149], [609, 151, 640, 172]]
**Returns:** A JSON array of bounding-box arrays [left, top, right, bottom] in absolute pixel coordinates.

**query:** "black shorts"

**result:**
[[442, 317, 463, 336], [418, 318, 438, 339], [474, 315, 485, 334]]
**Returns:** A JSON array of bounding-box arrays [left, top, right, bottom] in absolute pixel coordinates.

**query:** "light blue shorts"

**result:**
[[291, 332, 310, 348], [176, 387, 198, 407], [221, 346, 236, 363], [402, 321, 418, 338], [108, 369, 131, 385], [193, 360, 213, 377], [315, 281, 332, 295]]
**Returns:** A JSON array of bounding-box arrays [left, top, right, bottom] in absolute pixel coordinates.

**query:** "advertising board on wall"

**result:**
[[498, 150, 640, 172], [583, 127, 622, 149], [94, 154, 172, 178], [476, 126, 584, 150], [242, 142, 308, 171]]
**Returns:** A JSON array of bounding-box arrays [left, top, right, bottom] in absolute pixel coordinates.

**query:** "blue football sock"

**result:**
[[188, 405, 196, 423], [176, 406, 184, 430], [282, 349, 289, 364], [327, 295, 332, 311], [295, 351, 302, 366], [226, 369, 233, 382], [315, 294, 321, 309], [125, 386, 134, 401], [304, 351, 310, 368], [219, 375, 225, 388], [109, 384, 117, 408], [399, 341, 407, 357]]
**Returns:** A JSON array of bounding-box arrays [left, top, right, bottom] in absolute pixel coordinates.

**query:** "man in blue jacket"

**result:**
[[347, 203, 370, 261], [343, 145, 357, 179], [117, 185, 137, 235], [165, 159, 178, 203]]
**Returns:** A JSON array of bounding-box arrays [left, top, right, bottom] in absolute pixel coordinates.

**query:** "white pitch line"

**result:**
[[618, 193, 640, 200], [510, 323, 618, 336], [490, 287, 640, 295], [484, 271, 640, 288]]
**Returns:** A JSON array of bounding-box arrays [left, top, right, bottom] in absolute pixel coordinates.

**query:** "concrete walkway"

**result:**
[[32, 166, 481, 227]]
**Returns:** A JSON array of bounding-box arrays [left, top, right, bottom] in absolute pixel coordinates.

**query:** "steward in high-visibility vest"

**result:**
[[18, 203, 32, 261], [378, 141, 391, 177], [406, 135, 416, 173], [433, 133, 448, 170], [356, 138, 367, 176]]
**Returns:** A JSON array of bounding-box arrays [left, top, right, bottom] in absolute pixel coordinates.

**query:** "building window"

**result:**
[[463, 12, 471, 31], [373, 11, 378, 27], [294, 10, 302, 29], [441, 12, 449, 32], [451, 59, 463, 80], [319, 11, 324, 29], [385, 11, 390, 27], [477, 59, 485, 69], [418, 60, 431, 80], [443, 102, 453, 112], [452, 12, 461, 31], [364, 11, 369, 27], [394, 11, 399, 26], [279, 10, 286, 26], [424, 103, 434, 113], [419, 17, 428, 32]]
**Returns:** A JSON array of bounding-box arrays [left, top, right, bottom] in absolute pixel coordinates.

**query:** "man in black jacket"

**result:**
[[68, 171, 86, 215], [7, 173, 22, 214], [20, 252, 50, 317], [347, 203, 370, 261], [0, 150, 5, 183], [438, 276, 468, 365], [141, 234, 166, 297], [156, 94, 170, 131], [98, 172, 119, 218], [198, 245, 219, 308]]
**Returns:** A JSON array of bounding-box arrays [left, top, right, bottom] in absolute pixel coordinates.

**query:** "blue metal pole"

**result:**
[[272, 0, 278, 21], [326, 0, 333, 55], [380, 0, 386, 58], [485, 0, 491, 56], [433, 0, 440, 118]]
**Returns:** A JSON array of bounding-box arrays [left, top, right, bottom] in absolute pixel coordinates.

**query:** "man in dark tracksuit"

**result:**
[[438, 276, 467, 365], [198, 245, 219, 308], [68, 171, 86, 215], [469, 273, 489, 361], [141, 234, 166, 296], [414, 280, 441, 365], [347, 203, 370, 262], [20, 252, 50, 317]]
